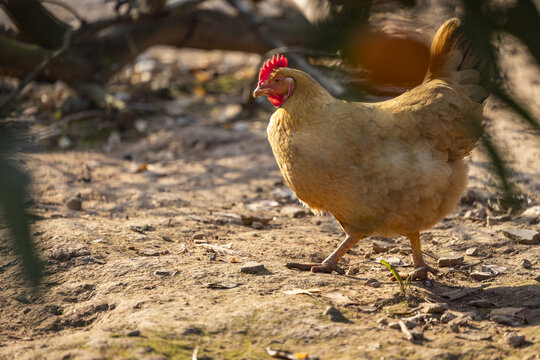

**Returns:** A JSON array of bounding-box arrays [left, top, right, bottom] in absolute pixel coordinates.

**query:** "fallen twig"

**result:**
[[398, 320, 414, 341], [0, 30, 73, 115]]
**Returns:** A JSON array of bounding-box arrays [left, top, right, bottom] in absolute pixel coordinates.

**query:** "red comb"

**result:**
[[258, 54, 288, 86]]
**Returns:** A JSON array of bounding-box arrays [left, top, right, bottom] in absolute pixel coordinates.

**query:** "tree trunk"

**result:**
[[0, 7, 311, 85]]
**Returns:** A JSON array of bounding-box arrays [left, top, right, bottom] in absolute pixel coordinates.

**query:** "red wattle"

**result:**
[[268, 95, 284, 107]]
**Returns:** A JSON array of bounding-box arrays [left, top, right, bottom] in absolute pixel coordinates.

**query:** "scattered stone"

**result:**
[[437, 256, 464, 267], [376, 256, 403, 267], [521, 205, 540, 221], [422, 302, 449, 314], [536, 275, 540, 282], [486, 214, 511, 225], [358, 306, 378, 313], [490, 315, 522, 326], [449, 317, 469, 332], [456, 332, 492, 341], [506, 332, 526, 347], [491, 307, 524, 317], [441, 312, 457, 324], [161, 236, 173, 242], [465, 247, 479, 256], [377, 317, 388, 326], [372, 241, 394, 253], [251, 221, 264, 229], [470, 271, 493, 281], [365, 278, 381, 288], [50, 246, 91, 261], [388, 322, 401, 330], [346, 266, 359, 275], [241, 261, 266, 274], [468, 299, 494, 308], [271, 188, 297, 202], [142, 248, 168, 256], [522, 259, 532, 269], [192, 233, 205, 240], [240, 215, 272, 227], [130, 225, 155, 234], [502, 228, 540, 245], [193, 239, 207, 244], [127, 330, 141, 337], [202, 282, 241, 289], [208, 253, 217, 261], [66, 196, 82, 211], [324, 306, 350, 323], [154, 270, 171, 276], [482, 264, 507, 275], [281, 205, 307, 218]]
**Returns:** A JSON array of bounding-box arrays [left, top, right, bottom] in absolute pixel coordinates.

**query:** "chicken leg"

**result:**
[[405, 232, 438, 280], [286, 234, 360, 275]]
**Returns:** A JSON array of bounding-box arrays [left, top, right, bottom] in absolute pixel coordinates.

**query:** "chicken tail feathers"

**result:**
[[426, 18, 489, 103]]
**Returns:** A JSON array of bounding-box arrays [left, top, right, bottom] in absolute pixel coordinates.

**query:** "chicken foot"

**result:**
[[402, 232, 438, 280], [286, 235, 360, 275]]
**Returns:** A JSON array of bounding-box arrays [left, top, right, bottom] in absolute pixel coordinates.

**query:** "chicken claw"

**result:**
[[391, 264, 439, 281], [286, 262, 345, 275]]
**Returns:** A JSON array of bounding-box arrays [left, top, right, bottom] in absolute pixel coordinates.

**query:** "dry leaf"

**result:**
[[283, 288, 322, 296]]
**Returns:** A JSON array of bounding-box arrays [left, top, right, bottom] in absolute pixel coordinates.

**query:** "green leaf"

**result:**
[[380, 259, 406, 294]]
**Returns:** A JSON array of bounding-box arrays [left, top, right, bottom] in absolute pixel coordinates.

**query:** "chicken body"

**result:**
[[255, 18, 487, 278]]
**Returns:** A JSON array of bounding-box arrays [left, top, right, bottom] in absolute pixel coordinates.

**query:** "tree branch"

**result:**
[[0, 0, 71, 49]]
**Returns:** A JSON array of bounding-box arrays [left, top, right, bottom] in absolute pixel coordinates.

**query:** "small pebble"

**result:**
[[209, 253, 217, 261], [241, 261, 266, 274], [521, 205, 540, 220], [470, 271, 493, 281], [365, 278, 381, 288], [281, 205, 307, 218], [506, 332, 525, 347], [192, 233, 205, 240], [154, 270, 171, 276], [468, 299, 494, 307], [127, 330, 141, 337], [251, 221, 264, 229], [372, 241, 394, 253], [522, 259, 532, 269], [490, 315, 521, 326], [437, 256, 463, 267], [502, 228, 540, 245], [441, 312, 457, 324], [422, 302, 449, 314], [66, 196, 82, 211], [465, 247, 478, 256], [143, 248, 162, 256]]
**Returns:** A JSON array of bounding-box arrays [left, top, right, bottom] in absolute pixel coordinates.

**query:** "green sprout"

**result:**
[[380, 259, 410, 295]]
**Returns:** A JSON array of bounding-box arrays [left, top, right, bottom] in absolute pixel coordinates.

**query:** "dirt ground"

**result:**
[[1, 2, 540, 360]]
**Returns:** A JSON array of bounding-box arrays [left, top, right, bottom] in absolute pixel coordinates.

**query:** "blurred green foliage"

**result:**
[[0, 124, 42, 286]]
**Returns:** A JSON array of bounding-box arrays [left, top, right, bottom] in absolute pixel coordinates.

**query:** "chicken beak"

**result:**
[[253, 85, 269, 98]]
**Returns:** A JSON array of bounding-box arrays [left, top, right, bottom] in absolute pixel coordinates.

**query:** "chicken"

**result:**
[[252, 18, 488, 280]]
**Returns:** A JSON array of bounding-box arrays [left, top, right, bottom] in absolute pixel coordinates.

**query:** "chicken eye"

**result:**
[[274, 78, 280, 84]]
